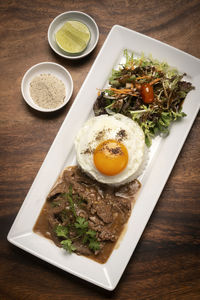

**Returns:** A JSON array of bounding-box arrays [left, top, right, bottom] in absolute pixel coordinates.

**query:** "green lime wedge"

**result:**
[[55, 20, 91, 54]]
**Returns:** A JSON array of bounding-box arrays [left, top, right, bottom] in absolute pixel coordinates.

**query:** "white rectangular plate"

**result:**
[[7, 25, 200, 290]]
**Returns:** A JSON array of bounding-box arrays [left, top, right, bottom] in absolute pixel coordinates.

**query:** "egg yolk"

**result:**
[[93, 139, 128, 176]]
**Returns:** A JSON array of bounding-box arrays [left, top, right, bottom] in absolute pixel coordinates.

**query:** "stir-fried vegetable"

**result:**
[[94, 50, 194, 146]]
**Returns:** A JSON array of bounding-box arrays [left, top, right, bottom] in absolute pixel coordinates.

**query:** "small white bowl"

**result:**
[[21, 62, 73, 112], [48, 11, 99, 59]]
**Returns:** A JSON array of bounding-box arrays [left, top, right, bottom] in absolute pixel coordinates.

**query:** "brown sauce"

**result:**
[[33, 166, 141, 264]]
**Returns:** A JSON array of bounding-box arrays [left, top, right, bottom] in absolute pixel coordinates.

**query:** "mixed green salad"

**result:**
[[94, 50, 194, 146]]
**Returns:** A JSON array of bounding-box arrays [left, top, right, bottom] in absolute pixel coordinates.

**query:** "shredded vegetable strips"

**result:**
[[93, 50, 194, 146]]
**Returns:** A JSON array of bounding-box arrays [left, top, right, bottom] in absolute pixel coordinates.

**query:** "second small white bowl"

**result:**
[[48, 11, 99, 59], [21, 62, 73, 112]]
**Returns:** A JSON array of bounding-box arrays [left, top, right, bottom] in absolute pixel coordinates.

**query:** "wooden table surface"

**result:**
[[0, 0, 199, 299]]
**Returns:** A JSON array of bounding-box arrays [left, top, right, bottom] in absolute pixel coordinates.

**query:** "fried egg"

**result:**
[[74, 114, 147, 186]]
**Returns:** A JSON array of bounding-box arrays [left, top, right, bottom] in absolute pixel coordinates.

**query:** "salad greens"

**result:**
[[94, 50, 194, 146]]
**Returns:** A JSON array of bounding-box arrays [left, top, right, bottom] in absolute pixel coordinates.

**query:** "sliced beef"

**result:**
[[34, 166, 141, 263], [48, 182, 67, 198], [47, 215, 60, 247], [73, 241, 93, 256], [95, 201, 113, 223], [99, 230, 117, 242]]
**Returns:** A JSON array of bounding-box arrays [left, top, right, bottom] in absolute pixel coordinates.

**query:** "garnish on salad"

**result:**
[[93, 50, 194, 146]]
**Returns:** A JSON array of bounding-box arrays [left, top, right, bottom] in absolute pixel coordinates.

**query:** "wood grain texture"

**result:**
[[0, 0, 200, 299]]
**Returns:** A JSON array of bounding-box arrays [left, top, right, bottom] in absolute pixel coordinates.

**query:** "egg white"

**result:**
[[75, 113, 147, 186]]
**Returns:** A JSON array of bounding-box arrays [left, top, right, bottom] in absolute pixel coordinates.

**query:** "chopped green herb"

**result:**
[[61, 239, 76, 253], [75, 216, 88, 232], [55, 224, 68, 238], [86, 229, 97, 239], [88, 239, 100, 251]]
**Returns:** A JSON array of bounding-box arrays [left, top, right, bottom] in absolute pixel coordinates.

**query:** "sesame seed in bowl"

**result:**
[[21, 62, 73, 112]]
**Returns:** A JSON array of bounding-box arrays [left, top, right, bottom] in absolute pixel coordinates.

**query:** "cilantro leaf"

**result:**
[[61, 239, 76, 253], [55, 225, 68, 238], [88, 239, 100, 251], [82, 229, 97, 244], [75, 217, 88, 232], [86, 229, 97, 239]]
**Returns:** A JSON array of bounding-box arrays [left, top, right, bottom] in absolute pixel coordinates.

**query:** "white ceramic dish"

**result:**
[[48, 11, 99, 59], [21, 62, 73, 112], [8, 25, 200, 290]]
